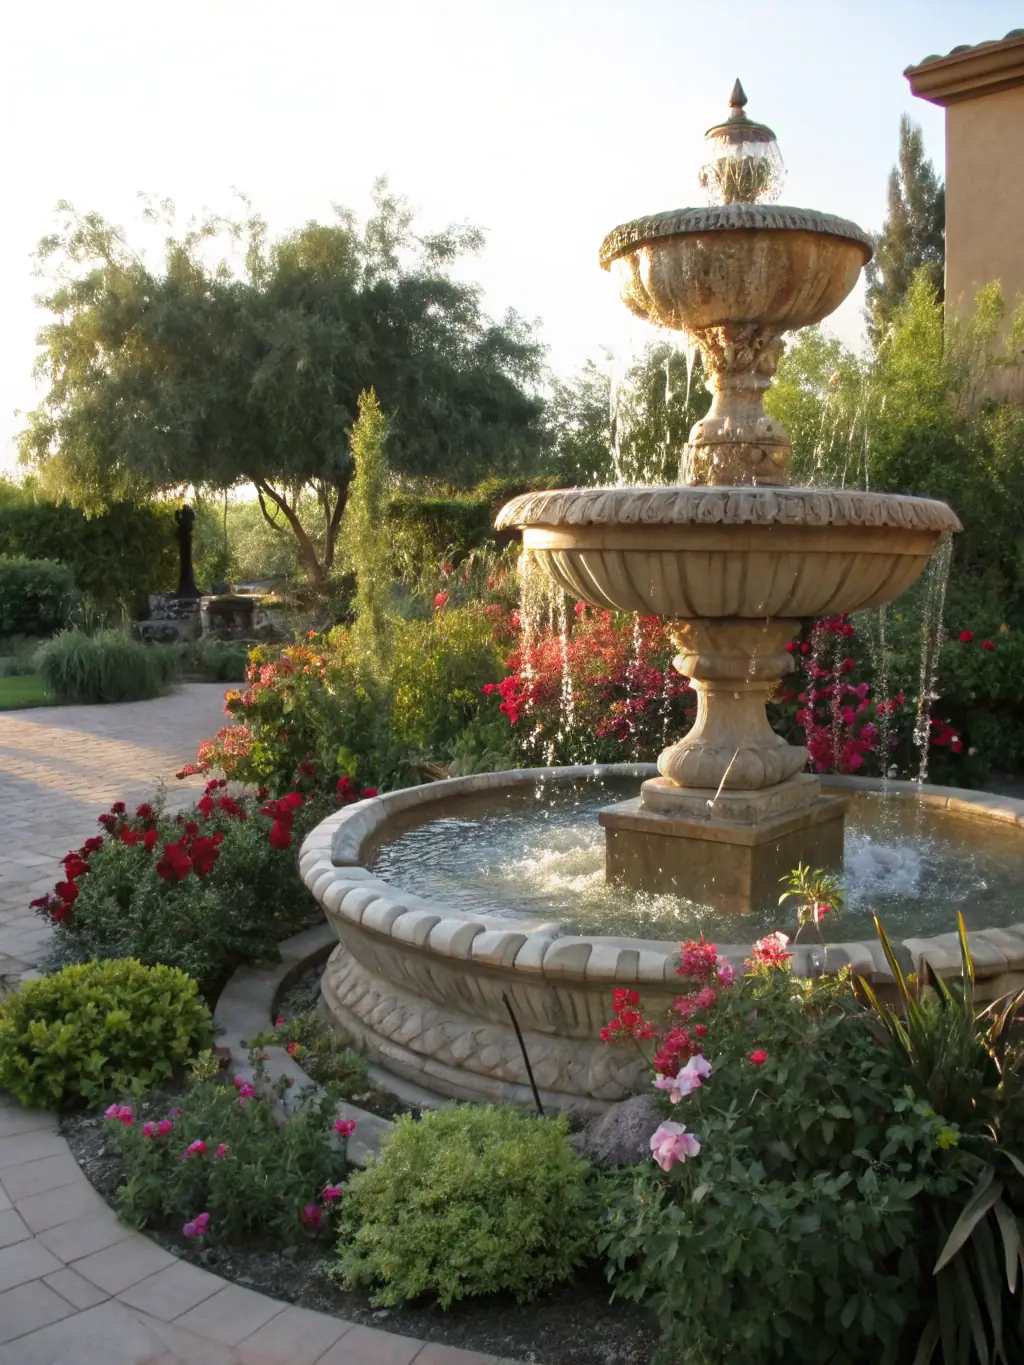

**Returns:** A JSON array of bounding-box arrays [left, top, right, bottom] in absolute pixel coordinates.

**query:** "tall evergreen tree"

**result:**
[[865, 114, 945, 343]]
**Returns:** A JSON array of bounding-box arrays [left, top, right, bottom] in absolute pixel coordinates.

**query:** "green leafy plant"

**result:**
[[109, 1070, 349, 1246], [335, 1105, 595, 1307], [34, 787, 334, 997], [599, 939, 969, 1365], [0, 959, 211, 1109], [0, 555, 78, 636], [37, 627, 180, 703], [249, 1012, 370, 1098], [779, 862, 846, 932], [858, 914, 1024, 1365]]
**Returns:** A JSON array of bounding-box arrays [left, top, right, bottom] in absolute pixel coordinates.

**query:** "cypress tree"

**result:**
[[865, 114, 945, 343]]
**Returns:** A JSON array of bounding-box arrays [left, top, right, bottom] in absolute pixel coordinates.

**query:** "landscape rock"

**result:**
[[571, 1092, 661, 1168]]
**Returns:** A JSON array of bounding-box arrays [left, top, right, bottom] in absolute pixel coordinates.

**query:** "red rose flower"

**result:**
[[959, 631, 973, 644], [748, 1048, 768, 1066], [269, 821, 292, 850], [982, 640, 995, 652]]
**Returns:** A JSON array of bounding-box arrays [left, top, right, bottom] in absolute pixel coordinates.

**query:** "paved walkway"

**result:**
[[0, 687, 504, 1365]]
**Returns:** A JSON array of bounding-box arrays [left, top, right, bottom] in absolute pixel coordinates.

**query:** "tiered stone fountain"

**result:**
[[299, 87, 1024, 1117], [497, 82, 960, 911]]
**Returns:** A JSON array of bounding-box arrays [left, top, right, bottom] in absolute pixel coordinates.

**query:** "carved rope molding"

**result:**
[[495, 487, 963, 534], [599, 204, 874, 267]]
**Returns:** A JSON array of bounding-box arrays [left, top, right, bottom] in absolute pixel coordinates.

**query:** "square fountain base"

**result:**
[[599, 783, 848, 913]]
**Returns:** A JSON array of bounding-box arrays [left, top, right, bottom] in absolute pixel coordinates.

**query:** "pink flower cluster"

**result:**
[[183, 1212, 210, 1239], [104, 1104, 135, 1126], [233, 1075, 256, 1106]]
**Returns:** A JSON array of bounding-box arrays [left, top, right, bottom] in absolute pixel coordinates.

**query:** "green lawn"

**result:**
[[0, 674, 55, 710]]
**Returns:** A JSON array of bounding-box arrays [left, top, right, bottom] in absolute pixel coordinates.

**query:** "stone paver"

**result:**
[[0, 688, 511, 1364]]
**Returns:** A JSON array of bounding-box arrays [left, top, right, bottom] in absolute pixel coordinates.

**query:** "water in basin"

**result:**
[[369, 778, 1024, 943]]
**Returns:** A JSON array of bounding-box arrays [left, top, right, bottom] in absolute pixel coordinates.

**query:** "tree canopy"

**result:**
[[864, 114, 945, 344], [548, 341, 710, 485], [20, 185, 548, 585]]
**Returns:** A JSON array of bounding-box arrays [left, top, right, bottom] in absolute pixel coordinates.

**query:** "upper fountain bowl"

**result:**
[[600, 203, 872, 335]]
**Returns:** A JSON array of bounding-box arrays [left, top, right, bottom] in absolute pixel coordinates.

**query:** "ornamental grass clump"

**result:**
[[108, 1067, 350, 1247], [0, 959, 210, 1109], [335, 1105, 595, 1307], [37, 627, 180, 703]]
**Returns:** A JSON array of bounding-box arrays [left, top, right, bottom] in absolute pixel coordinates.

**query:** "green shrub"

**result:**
[[186, 637, 248, 682], [37, 790, 331, 997], [36, 628, 180, 703], [0, 556, 78, 636], [598, 946, 974, 1365], [109, 1070, 348, 1246], [335, 1105, 595, 1307], [0, 499, 177, 617], [0, 959, 211, 1109]]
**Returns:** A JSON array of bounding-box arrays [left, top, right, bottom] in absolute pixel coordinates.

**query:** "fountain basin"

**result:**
[[301, 766, 1024, 1114], [600, 204, 872, 334], [496, 486, 962, 618]]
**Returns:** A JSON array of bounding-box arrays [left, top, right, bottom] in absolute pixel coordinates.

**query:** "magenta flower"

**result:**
[[185, 1139, 207, 1157], [749, 1048, 769, 1066], [183, 1212, 211, 1239], [650, 1121, 701, 1171], [142, 1121, 157, 1139], [322, 1185, 343, 1202], [104, 1104, 120, 1120], [716, 958, 736, 986], [215, 1143, 229, 1158], [333, 1118, 356, 1137], [301, 1203, 323, 1227], [156, 1119, 174, 1136], [116, 1106, 134, 1126]]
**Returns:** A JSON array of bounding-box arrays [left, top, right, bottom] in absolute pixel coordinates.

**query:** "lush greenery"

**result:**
[[597, 930, 1024, 1365], [0, 675, 53, 710], [20, 186, 547, 588], [0, 959, 210, 1110], [335, 1105, 595, 1308], [865, 114, 945, 343], [549, 341, 710, 485], [33, 787, 334, 996], [768, 275, 1024, 782], [108, 1058, 350, 1247], [189, 606, 510, 793], [0, 485, 177, 618], [0, 555, 78, 636], [37, 628, 181, 704]]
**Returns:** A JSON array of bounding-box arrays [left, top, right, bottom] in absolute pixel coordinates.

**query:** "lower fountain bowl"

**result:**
[[495, 486, 962, 618], [300, 766, 1024, 1114]]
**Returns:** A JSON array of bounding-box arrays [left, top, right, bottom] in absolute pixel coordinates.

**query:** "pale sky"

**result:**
[[1, 0, 1019, 475]]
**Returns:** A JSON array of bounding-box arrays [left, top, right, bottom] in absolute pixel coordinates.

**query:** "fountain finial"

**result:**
[[699, 81, 785, 206]]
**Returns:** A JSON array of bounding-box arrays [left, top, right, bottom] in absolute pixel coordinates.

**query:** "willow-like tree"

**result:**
[[865, 114, 945, 343], [19, 185, 547, 588]]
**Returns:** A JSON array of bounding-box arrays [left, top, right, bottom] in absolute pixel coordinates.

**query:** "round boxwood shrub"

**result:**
[[0, 555, 78, 636], [0, 959, 211, 1109], [335, 1104, 595, 1307]]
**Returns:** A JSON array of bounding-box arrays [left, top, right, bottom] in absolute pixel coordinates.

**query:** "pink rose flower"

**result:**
[[716, 958, 735, 986], [183, 1212, 210, 1239], [157, 1119, 174, 1136], [650, 1121, 701, 1171], [215, 1144, 229, 1158], [334, 1118, 356, 1137], [749, 1048, 769, 1066], [142, 1121, 157, 1139], [301, 1203, 323, 1227], [186, 1139, 207, 1157], [653, 1054, 712, 1104], [322, 1185, 343, 1201]]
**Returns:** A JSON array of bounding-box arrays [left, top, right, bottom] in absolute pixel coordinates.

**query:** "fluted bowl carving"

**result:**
[[600, 205, 873, 332], [497, 487, 962, 620]]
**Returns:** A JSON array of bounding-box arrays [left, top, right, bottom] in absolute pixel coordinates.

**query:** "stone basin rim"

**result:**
[[599, 204, 874, 268], [496, 486, 963, 535], [299, 764, 1024, 982]]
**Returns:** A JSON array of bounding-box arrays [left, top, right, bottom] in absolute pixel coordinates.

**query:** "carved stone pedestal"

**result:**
[[600, 781, 847, 913]]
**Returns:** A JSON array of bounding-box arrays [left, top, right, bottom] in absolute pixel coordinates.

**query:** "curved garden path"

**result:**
[[0, 686, 504, 1365]]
